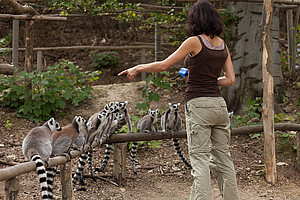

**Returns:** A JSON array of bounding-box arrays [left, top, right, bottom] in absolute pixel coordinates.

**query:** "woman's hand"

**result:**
[[118, 66, 138, 80]]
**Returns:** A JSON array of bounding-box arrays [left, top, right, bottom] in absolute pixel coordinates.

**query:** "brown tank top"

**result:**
[[184, 35, 228, 103]]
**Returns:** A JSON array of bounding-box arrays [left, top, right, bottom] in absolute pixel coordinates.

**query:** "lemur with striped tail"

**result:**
[[161, 103, 192, 169], [72, 112, 108, 191], [72, 102, 117, 191], [22, 118, 62, 200], [96, 112, 127, 172], [47, 116, 87, 199], [131, 109, 159, 174]]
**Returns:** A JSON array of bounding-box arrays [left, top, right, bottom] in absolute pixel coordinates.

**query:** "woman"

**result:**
[[118, 1, 239, 199]]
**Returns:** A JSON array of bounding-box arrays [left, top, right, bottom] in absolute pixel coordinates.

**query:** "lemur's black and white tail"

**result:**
[[72, 153, 87, 191], [31, 155, 49, 199], [46, 166, 57, 199], [95, 144, 112, 172], [172, 138, 192, 169], [130, 141, 138, 174], [87, 151, 96, 181]]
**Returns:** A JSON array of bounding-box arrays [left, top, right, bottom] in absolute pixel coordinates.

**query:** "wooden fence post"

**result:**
[[297, 131, 300, 171], [60, 162, 74, 200], [37, 50, 43, 70], [12, 20, 19, 70], [261, 0, 277, 185], [286, 9, 293, 72], [141, 48, 146, 80], [113, 143, 126, 185], [4, 178, 19, 200]]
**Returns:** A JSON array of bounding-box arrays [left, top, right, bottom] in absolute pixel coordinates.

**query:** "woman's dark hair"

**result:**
[[185, 0, 224, 38]]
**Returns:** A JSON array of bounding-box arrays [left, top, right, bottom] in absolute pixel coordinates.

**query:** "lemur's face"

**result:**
[[117, 101, 128, 110], [148, 109, 159, 117], [169, 103, 180, 111], [48, 118, 62, 132]]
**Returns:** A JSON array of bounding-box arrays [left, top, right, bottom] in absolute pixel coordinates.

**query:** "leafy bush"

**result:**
[[0, 34, 12, 57], [90, 51, 119, 69], [0, 60, 101, 122]]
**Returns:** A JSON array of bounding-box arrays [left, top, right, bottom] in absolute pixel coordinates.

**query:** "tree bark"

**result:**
[[261, 0, 277, 185], [222, 2, 283, 114], [5, 178, 19, 200], [112, 143, 127, 185], [1, 0, 39, 15], [60, 162, 74, 200]]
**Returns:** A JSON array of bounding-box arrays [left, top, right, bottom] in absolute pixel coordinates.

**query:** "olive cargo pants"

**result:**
[[185, 97, 239, 200]]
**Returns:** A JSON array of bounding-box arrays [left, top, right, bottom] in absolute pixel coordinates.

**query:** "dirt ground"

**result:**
[[0, 76, 300, 199]]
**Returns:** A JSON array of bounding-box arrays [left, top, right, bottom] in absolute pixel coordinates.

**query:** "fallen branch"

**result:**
[[0, 160, 19, 166], [1, 0, 39, 15], [0, 64, 14, 75], [83, 174, 119, 187]]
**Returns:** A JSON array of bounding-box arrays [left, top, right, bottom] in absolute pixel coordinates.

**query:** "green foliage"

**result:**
[[280, 50, 289, 72], [250, 133, 262, 139], [49, 1, 237, 46], [0, 60, 101, 122], [231, 97, 262, 127], [219, 10, 238, 48], [136, 74, 172, 111], [89, 51, 119, 69], [0, 34, 12, 57], [278, 133, 297, 152], [4, 120, 12, 130]]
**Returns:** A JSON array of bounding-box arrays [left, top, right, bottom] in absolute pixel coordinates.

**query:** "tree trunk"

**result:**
[[222, 2, 283, 114], [261, 0, 277, 185]]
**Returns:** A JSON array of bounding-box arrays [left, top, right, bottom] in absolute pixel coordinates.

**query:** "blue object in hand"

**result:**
[[179, 68, 188, 78]]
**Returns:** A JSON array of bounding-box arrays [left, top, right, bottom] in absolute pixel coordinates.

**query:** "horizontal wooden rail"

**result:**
[[0, 14, 67, 21], [178, 0, 300, 5], [0, 45, 155, 52], [0, 123, 299, 182]]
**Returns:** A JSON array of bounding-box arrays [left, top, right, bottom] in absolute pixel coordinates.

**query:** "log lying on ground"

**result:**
[[0, 123, 299, 181], [0, 64, 14, 75]]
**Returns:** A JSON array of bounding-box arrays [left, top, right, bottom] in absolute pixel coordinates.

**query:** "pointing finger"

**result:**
[[118, 70, 128, 76]]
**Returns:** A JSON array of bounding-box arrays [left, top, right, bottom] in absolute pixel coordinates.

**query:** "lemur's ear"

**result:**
[[168, 103, 172, 106], [178, 103, 181, 106], [156, 109, 159, 114]]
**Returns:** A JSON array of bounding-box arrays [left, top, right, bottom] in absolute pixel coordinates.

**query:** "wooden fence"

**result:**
[[0, 123, 300, 199]]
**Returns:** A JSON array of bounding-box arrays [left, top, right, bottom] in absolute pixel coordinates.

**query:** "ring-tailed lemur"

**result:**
[[52, 116, 86, 159], [22, 118, 62, 199], [72, 112, 107, 191], [161, 103, 192, 169], [131, 109, 159, 174], [72, 117, 88, 151], [115, 101, 133, 133], [72, 102, 117, 191], [95, 112, 127, 172], [49, 116, 87, 199]]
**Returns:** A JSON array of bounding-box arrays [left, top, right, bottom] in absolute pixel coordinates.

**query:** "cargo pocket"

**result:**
[[188, 124, 210, 153]]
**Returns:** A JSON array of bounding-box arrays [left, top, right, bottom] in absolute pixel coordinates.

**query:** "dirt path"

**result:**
[[0, 82, 300, 200]]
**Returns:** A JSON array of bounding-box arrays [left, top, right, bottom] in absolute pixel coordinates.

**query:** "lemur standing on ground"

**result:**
[[131, 109, 159, 174], [22, 118, 62, 200], [161, 103, 192, 169]]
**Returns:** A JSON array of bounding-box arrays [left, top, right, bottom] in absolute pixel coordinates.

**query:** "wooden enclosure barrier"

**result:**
[[0, 123, 300, 199]]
